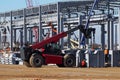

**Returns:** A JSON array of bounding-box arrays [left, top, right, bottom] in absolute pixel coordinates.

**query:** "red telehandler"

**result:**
[[21, 0, 99, 67], [20, 25, 85, 67]]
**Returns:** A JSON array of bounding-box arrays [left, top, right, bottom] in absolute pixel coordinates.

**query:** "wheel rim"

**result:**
[[35, 58, 41, 65], [66, 58, 73, 66]]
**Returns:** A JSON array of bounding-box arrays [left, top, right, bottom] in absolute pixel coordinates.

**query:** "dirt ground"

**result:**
[[0, 64, 120, 80]]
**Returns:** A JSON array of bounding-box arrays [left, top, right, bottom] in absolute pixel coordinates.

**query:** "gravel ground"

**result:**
[[0, 64, 120, 80]]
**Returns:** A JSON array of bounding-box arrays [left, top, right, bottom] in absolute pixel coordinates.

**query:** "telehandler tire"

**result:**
[[30, 54, 43, 67], [64, 54, 76, 67]]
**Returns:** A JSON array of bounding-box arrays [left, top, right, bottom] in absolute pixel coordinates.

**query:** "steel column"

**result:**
[[57, 3, 61, 45], [57, 3, 60, 33], [60, 17, 64, 49], [107, 22, 110, 50], [78, 15, 83, 48], [110, 20, 114, 50], [10, 11, 13, 50], [39, 6, 42, 42], [23, 9, 27, 44], [19, 29, 23, 47], [101, 24, 105, 50], [119, 7, 120, 50], [0, 30, 2, 48], [115, 25, 117, 50], [13, 29, 16, 43], [28, 28, 33, 44], [67, 10, 71, 48], [0, 31, 1, 44], [67, 27, 71, 48], [107, 0, 110, 50]]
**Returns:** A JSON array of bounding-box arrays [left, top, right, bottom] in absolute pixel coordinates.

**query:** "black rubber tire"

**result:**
[[30, 54, 43, 67], [23, 61, 31, 67], [64, 54, 76, 67]]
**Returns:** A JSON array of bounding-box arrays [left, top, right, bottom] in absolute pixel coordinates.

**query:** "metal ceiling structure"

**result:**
[[0, 0, 120, 50]]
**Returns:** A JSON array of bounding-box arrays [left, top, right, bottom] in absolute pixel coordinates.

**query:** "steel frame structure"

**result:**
[[0, 0, 120, 50]]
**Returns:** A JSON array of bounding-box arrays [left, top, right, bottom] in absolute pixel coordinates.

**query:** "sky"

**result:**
[[0, 0, 76, 12]]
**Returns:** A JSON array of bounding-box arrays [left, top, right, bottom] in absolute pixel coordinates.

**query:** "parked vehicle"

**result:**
[[20, 25, 86, 67]]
